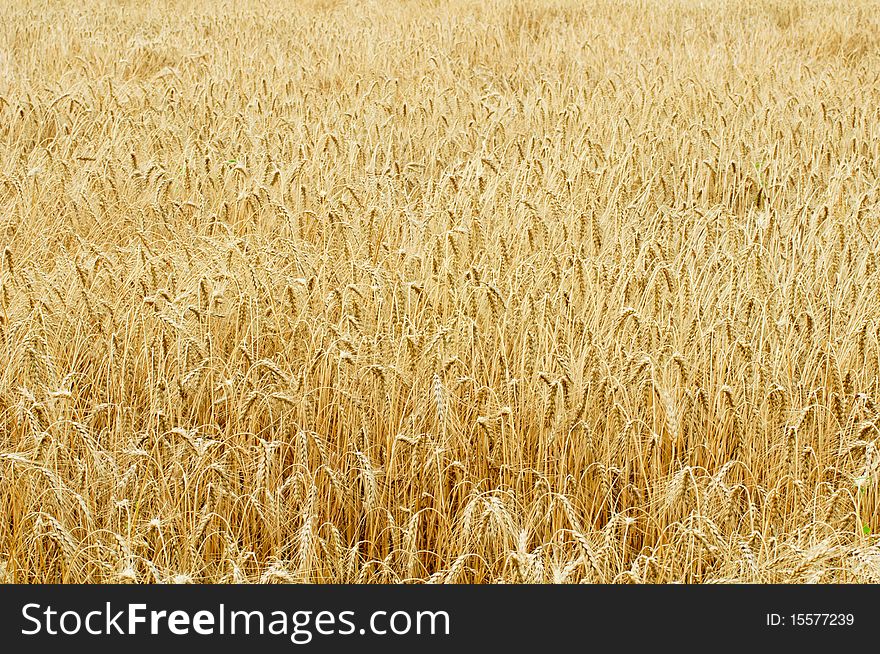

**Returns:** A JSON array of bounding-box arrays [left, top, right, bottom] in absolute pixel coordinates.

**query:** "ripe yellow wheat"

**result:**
[[1, 0, 880, 582]]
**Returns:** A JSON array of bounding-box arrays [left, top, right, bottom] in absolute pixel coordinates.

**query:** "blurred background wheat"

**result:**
[[1, 0, 880, 583]]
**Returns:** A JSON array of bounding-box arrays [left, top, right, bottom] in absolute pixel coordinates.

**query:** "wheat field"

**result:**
[[1, 0, 880, 583]]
